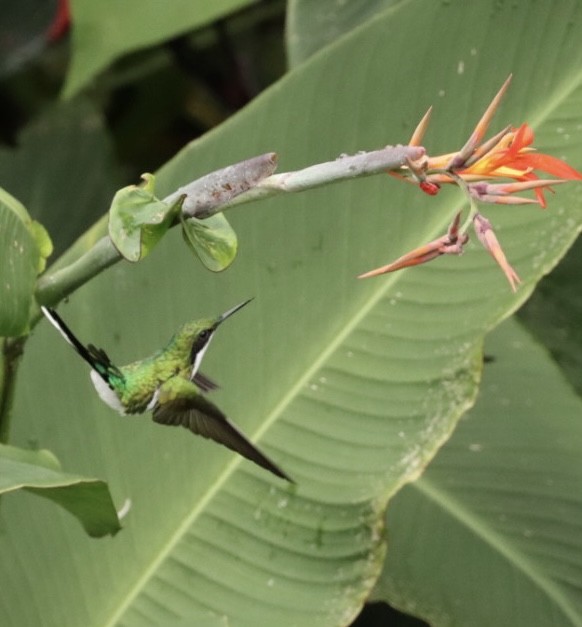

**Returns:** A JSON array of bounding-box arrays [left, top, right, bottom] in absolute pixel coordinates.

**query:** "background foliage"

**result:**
[[0, 1, 581, 625]]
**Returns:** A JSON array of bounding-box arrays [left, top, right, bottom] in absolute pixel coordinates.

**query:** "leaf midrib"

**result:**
[[101, 27, 582, 625], [102, 257, 410, 626]]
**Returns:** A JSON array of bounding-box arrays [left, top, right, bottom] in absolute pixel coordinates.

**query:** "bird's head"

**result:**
[[179, 299, 253, 377]]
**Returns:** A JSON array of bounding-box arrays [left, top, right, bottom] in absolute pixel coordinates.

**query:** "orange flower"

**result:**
[[423, 124, 582, 206], [457, 124, 582, 206], [377, 76, 582, 292], [401, 75, 582, 206]]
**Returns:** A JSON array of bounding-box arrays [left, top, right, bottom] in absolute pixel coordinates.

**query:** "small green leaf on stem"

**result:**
[[180, 213, 238, 272], [29, 221, 54, 273], [109, 173, 182, 262]]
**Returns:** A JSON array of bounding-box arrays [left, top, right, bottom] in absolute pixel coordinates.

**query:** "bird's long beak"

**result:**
[[218, 298, 253, 325]]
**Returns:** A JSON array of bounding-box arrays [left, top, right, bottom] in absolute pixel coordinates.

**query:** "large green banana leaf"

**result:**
[[2, 0, 582, 625], [0, 101, 119, 258], [374, 317, 582, 626]]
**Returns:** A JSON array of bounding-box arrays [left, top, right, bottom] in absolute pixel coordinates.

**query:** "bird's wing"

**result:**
[[192, 371, 219, 392], [152, 378, 292, 482]]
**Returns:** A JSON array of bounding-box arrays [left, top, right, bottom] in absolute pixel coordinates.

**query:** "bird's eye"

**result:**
[[199, 329, 211, 340]]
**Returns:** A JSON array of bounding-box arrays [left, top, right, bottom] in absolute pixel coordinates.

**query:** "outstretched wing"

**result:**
[[152, 378, 292, 482]]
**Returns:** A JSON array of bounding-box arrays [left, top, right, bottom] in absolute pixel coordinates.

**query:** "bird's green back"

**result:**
[[114, 318, 216, 413]]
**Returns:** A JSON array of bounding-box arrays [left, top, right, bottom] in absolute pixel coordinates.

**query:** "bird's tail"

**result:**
[[41, 307, 123, 385]]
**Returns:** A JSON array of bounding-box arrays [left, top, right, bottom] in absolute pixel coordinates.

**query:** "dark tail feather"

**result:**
[[41, 307, 95, 367], [41, 307, 117, 384]]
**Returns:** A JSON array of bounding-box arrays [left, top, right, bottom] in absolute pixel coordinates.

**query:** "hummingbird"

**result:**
[[40, 301, 292, 482]]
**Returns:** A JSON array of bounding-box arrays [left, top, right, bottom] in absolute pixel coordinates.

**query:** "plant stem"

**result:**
[[447, 172, 480, 235], [36, 235, 120, 307], [179, 145, 426, 218], [36, 145, 424, 307], [428, 169, 479, 236], [0, 337, 26, 444], [48, 214, 109, 274]]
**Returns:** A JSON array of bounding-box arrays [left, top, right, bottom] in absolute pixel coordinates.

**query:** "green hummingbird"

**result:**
[[41, 301, 292, 482]]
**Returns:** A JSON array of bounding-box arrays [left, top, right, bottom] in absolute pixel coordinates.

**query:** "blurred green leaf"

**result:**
[[181, 213, 238, 272], [2, 1, 582, 625], [0, 188, 41, 336], [374, 317, 582, 626], [64, 0, 258, 98], [0, 443, 121, 538], [0, 185, 30, 223], [519, 236, 582, 397], [108, 174, 180, 262], [161, 614, 230, 627], [0, 0, 56, 76], [0, 100, 120, 258], [287, 0, 401, 67]]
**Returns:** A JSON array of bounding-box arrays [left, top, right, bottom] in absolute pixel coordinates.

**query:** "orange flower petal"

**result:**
[[516, 153, 582, 180]]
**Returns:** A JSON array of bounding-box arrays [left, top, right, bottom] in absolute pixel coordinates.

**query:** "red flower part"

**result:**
[[46, 0, 70, 42], [420, 181, 440, 195]]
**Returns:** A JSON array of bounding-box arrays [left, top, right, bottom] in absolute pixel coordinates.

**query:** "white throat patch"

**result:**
[[190, 333, 214, 380]]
